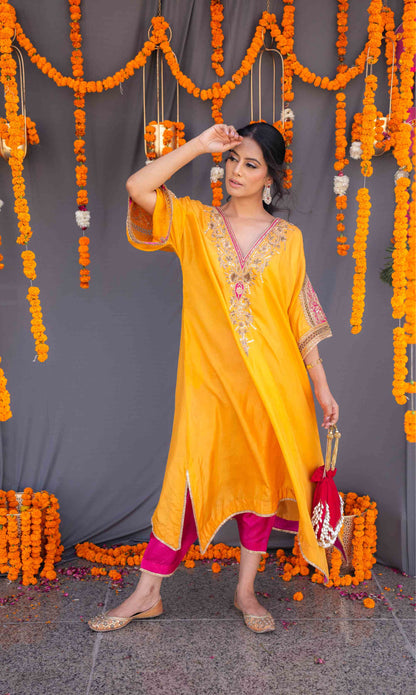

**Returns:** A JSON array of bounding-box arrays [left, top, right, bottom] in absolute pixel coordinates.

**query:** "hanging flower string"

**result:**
[[0, 0, 49, 362], [391, 175, 410, 320], [272, 0, 295, 190], [0, 356, 12, 420], [69, 0, 90, 289], [333, 0, 349, 256], [210, 0, 224, 78], [404, 159, 416, 347], [349, 71, 378, 335]]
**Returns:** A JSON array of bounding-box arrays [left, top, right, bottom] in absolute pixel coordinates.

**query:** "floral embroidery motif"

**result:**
[[205, 209, 288, 354], [297, 274, 332, 358], [300, 274, 328, 327]]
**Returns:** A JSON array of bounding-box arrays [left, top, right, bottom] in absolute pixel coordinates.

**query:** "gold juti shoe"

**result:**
[[233, 591, 275, 633], [88, 597, 163, 632]]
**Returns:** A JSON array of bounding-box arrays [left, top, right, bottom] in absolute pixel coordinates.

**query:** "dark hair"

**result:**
[[235, 122, 287, 214]]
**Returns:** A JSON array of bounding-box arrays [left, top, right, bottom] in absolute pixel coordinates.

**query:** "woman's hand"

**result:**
[[196, 124, 243, 154], [314, 383, 339, 429]]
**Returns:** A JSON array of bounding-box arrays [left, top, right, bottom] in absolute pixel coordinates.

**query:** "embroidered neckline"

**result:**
[[205, 208, 288, 354], [216, 207, 281, 269]]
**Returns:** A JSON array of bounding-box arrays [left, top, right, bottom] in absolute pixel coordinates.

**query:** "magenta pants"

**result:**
[[140, 490, 276, 576]]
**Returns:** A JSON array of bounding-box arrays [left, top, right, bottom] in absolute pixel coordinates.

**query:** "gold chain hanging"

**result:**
[[250, 43, 285, 124]]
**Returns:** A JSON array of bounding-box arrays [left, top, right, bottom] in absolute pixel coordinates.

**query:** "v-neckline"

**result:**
[[216, 207, 279, 269]]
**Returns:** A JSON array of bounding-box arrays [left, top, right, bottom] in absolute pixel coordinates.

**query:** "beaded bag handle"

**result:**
[[324, 425, 341, 474]]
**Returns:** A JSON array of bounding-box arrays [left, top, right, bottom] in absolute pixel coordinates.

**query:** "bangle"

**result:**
[[306, 357, 323, 370]]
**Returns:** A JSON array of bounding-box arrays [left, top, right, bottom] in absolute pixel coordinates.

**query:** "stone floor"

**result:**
[[0, 556, 414, 695]]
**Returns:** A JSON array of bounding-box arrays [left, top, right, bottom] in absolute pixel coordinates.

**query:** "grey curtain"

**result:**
[[0, 0, 412, 573]]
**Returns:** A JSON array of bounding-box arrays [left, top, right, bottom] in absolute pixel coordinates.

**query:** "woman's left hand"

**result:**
[[314, 384, 339, 429]]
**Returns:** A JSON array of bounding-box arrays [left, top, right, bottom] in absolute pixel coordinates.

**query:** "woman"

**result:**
[[88, 122, 339, 634]]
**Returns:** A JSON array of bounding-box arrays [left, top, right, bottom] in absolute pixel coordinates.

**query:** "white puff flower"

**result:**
[[282, 107, 294, 121], [333, 174, 349, 196], [394, 168, 407, 182], [349, 141, 362, 159], [0, 200, 3, 211], [75, 209, 91, 229], [210, 166, 224, 183]]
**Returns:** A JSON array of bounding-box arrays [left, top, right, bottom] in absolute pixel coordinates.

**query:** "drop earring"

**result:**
[[262, 183, 272, 205]]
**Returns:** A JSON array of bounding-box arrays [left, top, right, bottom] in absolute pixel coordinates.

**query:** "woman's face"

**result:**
[[224, 137, 271, 200]]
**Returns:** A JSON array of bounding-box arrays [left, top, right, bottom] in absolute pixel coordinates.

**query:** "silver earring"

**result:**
[[262, 183, 272, 205]]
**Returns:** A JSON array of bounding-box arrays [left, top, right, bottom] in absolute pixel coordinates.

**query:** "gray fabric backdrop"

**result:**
[[0, 1, 413, 572]]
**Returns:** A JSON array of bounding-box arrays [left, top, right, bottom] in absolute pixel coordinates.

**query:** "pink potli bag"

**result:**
[[310, 425, 344, 548]]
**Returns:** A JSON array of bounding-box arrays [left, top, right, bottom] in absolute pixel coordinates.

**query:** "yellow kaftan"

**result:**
[[126, 186, 333, 579]]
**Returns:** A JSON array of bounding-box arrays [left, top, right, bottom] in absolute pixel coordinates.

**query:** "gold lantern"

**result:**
[[0, 41, 27, 161], [143, 27, 184, 159]]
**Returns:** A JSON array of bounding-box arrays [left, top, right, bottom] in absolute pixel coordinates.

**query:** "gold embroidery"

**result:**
[[298, 323, 333, 359], [299, 274, 328, 327], [297, 274, 332, 357], [205, 209, 288, 354]]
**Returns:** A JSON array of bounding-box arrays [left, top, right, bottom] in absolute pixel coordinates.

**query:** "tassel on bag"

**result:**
[[310, 425, 344, 548]]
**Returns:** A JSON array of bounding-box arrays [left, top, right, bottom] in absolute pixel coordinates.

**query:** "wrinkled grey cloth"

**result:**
[[0, 0, 410, 572]]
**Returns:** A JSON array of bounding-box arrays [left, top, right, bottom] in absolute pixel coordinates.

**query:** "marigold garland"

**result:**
[[0, 488, 63, 584], [403, 167, 416, 346], [393, 326, 408, 405], [391, 175, 410, 319], [333, 1, 350, 256], [0, 0, 49, 363], [334, 92, 349, 255], [76, 491, 377, 590], [394, 0, 415, 173], [9, 3, 389, 209], [68, 0, 91, 289], [404, 410, 416, 443], [210, 1, 224, 78], [0, 356, 12, 420], [350, 187, 371, 334]]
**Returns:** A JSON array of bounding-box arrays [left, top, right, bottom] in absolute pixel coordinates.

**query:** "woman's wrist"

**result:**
[[190, 135, 209, 157]]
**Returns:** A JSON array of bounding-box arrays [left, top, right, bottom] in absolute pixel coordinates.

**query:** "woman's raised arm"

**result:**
[[126, 124, 242, 215]]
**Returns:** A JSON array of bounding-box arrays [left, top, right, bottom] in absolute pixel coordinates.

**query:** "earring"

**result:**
[[262, 183, 272, 205]]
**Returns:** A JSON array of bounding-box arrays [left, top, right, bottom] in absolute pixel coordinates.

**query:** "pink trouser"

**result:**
[[140, 490, 276, 576]]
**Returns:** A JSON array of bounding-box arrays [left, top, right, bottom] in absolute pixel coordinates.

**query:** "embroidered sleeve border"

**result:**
[[126, 185, 174, 247], [298, 323, 333, 359]]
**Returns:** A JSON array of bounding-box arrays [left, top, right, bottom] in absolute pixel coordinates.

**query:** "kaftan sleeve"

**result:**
[[126, 184, 195, 258], [287, 225, 332, 360]]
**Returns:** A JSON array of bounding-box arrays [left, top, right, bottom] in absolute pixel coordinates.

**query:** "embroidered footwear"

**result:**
[[233, 591, 275, 633], [87, 597, 163, 632]]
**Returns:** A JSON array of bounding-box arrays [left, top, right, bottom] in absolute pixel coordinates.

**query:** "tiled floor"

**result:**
[[0, 556, 414, 695]]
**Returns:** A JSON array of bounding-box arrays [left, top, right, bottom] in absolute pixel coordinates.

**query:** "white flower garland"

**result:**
[[282, 107, 295, 121], [210, 166, 224, 183], [75, 209, 90, 229], [0, 200, 4, 211], [349, 141, 362, 160], [333, 174, 349, 196]]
